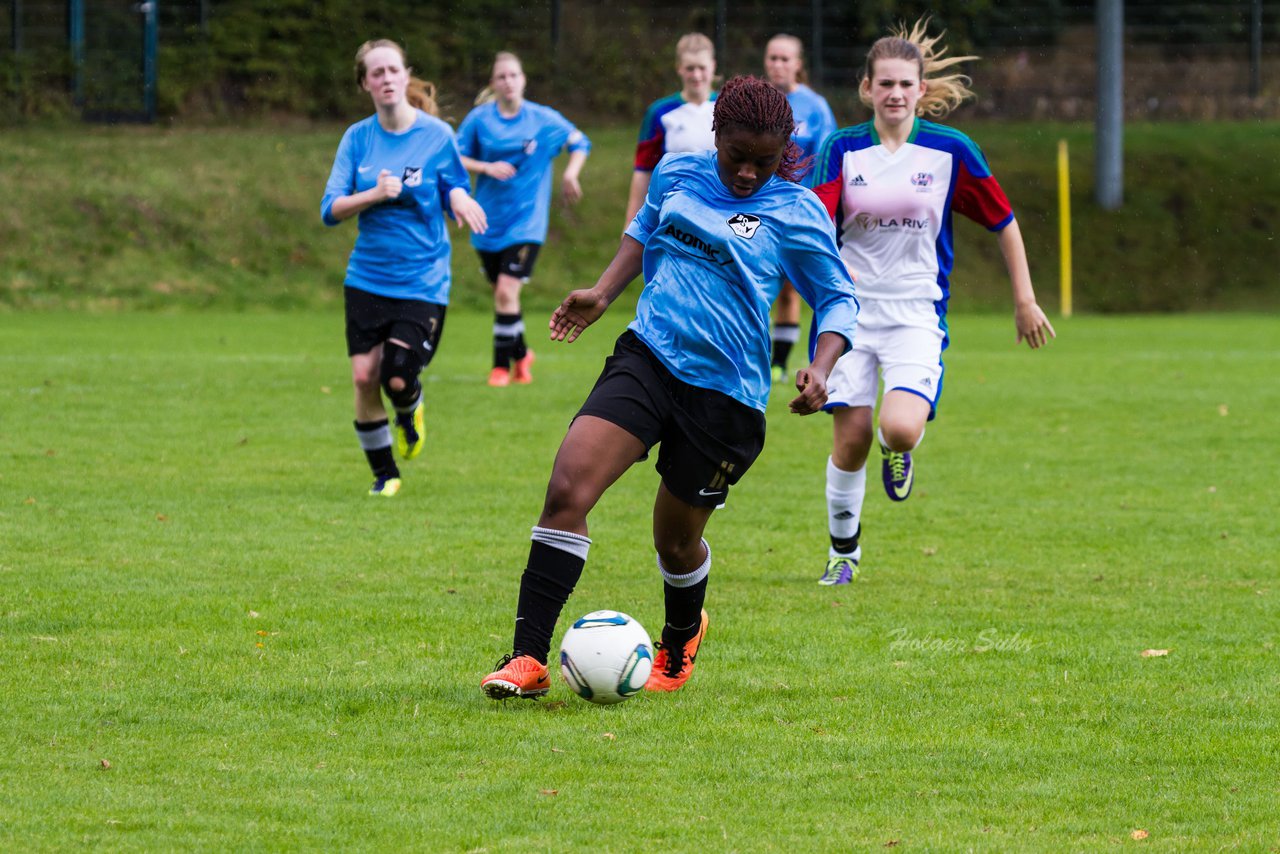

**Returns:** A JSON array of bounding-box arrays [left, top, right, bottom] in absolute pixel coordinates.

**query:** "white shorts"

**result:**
[[824, 298, 945, 416]]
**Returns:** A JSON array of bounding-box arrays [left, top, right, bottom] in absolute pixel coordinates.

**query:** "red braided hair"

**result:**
[[712, 75, 807, 183]]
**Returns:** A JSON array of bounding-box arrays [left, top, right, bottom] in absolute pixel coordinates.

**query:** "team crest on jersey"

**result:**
[[853, 212, 879, 232], [911, 172, 934, 190], [522, 138, 538, 155], [727, 213, 761, 239], [402, 167, 423, 188]]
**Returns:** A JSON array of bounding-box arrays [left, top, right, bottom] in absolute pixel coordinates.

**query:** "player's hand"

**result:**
[[561, 174, 583, 204], [487, 161, 517, 181], [1015, 301, 1056, 349], [376, 169, 403, 201], [450, 191, 487, 234], [789, 365, 829, 415], [550, 288, 608, 343]]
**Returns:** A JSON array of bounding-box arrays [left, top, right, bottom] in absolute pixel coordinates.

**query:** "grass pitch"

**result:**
[[2, 309, 1277, 849]]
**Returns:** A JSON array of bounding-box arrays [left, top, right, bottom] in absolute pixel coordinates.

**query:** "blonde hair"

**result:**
[[675, 32, 715, 66], [354, 39, 439, 116], [474, 51, 523, 106], [859, 17, 977, 118], [766, 33, 808, 85]]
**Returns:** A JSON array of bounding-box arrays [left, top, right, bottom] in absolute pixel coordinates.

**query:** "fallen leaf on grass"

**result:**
[[539, 789, 558, 796], [155, 514, 168, 522], [320, 386, 332, 394], [922, 547, 937, 557], [1218, 404, 1228, 416], [884, 841, 900, 848], [99, 759, 111, 770], [1131, 829, 1148, 840], [248, 610, 260, 618], [1140, 649, 1170, 658], [24, 497, 36, 505], [601, 732, 615, 741], [550, 748, 564, 753]]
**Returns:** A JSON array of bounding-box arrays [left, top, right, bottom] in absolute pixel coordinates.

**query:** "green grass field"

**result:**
[[2, 309, 1277, 849]]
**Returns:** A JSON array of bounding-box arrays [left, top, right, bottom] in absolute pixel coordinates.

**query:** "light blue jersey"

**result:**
[[624, 151, 858, 412], [321, 111, 470, 304], [456, 101, 591, 252], [787, 84, 838, 187]]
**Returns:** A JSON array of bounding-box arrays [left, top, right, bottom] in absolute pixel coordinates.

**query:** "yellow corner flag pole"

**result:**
[[1057, 139, 1073, 317]]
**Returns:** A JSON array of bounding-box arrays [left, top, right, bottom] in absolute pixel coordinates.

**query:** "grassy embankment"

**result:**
[[1, 121, 1277, 313]]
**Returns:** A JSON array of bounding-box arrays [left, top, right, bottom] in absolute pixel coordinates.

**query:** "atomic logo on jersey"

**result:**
[[663, 224, 732, 266], [726, 213, 761, 240], [402, 167, 423, 188], [522, 139, 538, 155], [853, 212, 879, 232]]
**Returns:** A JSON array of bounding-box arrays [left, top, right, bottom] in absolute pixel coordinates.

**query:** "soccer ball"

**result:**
[[559, 610, 654, 705]]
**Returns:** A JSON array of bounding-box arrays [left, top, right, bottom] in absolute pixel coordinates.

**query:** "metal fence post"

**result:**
[[1095, 0, 1123, 210]]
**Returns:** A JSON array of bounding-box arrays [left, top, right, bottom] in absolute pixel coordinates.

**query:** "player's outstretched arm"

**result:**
[[790, 331, 848, 415], [549, 236, 644, 343], [998, 219, 1056, 349]]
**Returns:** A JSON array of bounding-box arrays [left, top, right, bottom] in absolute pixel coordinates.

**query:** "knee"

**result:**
[[541, 471, 590, 527], [352, 364, 379, 394], [654, 532, 704, 570], [879, 417, 924, 452], [379, 344, 422, 403]]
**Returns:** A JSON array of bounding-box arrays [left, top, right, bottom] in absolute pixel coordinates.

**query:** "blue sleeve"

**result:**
[[624, 154, 675, 243], [321, 126, 358, 227], [456, 109, 480, 159], [779, 194, 858, 353], [539, 106, 591, 156], [436, 132, 472, 220]]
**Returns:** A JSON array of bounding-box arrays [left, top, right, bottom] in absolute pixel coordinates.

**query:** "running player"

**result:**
[[622, 33, 718, 228], [481, 76, 859, 700], [457, 52, 591, 387], [811, 19, 1055, 584], [763, 33, 839, 384], [321, 39, 487, 497]]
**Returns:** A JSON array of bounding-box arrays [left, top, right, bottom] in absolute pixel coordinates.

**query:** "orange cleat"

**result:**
[[487, 366, 511, 387], [644, 609, 709, 692], [481, 654, 550, 700], [513, 349, 536, 384]]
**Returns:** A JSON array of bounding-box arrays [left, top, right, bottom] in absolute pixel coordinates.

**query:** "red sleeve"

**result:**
[[812, 177, 842, 222], [951, 160, 1013, 230], [634, 132, 665, 171]]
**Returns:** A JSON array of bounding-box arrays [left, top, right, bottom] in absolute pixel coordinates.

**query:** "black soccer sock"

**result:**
[[493, 312, 521, 369], [831, 524, 861, 556], [511, 312, 528, 361], [354, 419, 399, 479], [658, 540, 710, 646], [512, 527, 592, 664], [771, 323, 800, 370]]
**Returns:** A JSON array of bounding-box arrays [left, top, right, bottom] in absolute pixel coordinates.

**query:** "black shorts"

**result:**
[[577, 330, 766, 509], [344, 286, 446, 365], [478, 243, 541, 284]]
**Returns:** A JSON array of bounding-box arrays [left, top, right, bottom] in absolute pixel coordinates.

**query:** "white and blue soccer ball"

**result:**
[[559, 610, 654, 705]]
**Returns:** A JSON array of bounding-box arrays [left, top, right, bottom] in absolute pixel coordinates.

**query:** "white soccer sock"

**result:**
[[826, 456, 866, 557], [656, 539, 711, 587]]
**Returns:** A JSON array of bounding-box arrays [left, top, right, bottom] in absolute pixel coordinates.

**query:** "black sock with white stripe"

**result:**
[[354, 419, 398, 479], [658, 540, 710, 647], [512, 526, 592, 664]]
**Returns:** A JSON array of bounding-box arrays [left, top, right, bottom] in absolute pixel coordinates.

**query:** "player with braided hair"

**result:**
[[810, 18, 1054, 585], [482, 75, 859, 700]]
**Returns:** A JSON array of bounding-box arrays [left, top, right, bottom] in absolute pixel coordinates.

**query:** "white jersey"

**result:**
[[812, 119, 1014, 309]]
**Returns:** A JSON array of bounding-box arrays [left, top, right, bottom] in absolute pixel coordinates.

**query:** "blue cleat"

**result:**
[[818, 551, 860, 585], [881, 442, 913, 502]]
